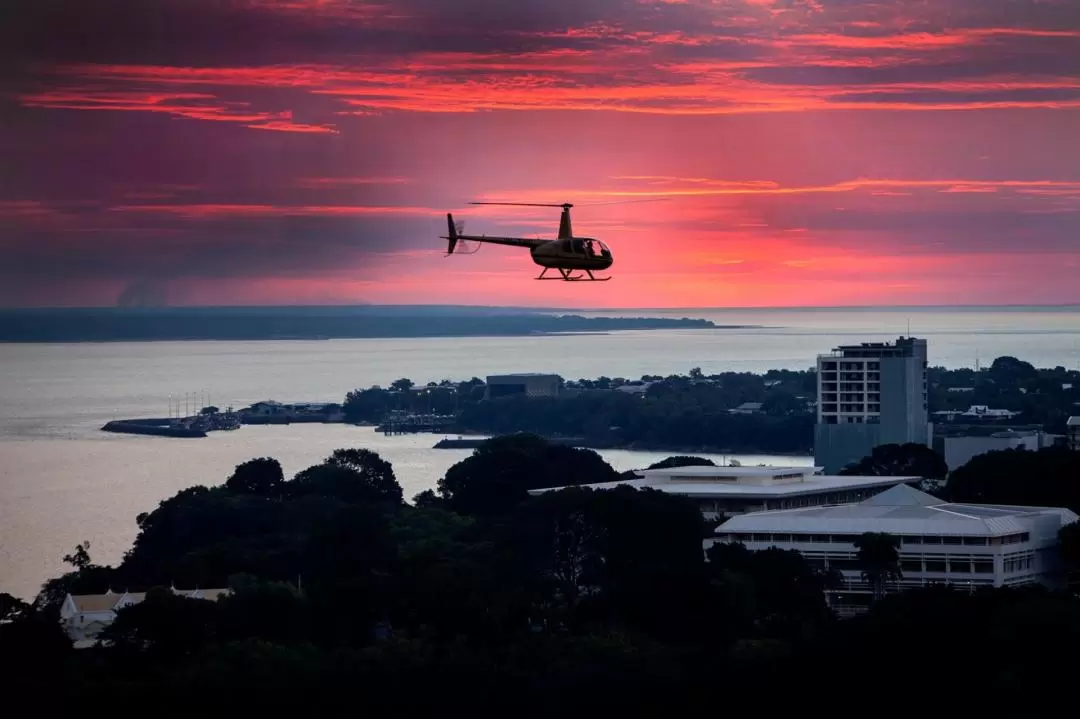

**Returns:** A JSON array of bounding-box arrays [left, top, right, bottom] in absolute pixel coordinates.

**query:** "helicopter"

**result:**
[[441, 201, 613, 281]]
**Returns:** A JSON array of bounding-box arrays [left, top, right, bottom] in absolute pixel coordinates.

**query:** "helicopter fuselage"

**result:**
[[530, 237, 613, 270]]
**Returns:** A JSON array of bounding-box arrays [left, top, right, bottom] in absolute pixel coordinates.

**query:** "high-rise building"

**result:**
[[814, 336, 931, 473]]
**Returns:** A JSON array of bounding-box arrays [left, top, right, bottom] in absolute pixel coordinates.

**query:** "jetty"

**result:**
[[101, 411, 241, 438], [433, 436, 591, 449]]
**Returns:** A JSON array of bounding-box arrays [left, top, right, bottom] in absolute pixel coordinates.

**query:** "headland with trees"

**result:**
[[342, 354, 1080, 454]]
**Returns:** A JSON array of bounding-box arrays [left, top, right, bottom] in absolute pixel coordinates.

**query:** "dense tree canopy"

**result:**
[[5, 434, 1080, 711], [340, 358, 1080, 454], [943, 447, 1080, 513], [225, 457, 284, 495], [437, 434, 620, 516], [839, 443, 949, 479]]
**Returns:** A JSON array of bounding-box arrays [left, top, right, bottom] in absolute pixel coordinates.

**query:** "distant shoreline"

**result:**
[[0, 307, 755, 342], [0, 327, 762, 344]]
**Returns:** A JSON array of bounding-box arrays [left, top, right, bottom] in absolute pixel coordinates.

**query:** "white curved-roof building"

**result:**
[[529, 465, 920, 518], [715, 483, 1078, 613]]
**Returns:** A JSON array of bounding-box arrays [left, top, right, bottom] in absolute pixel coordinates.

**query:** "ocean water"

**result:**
[[1, 305, 1077, 599]]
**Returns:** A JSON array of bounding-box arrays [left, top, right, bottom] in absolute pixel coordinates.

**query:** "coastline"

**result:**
[[0, 326, 761, 344]]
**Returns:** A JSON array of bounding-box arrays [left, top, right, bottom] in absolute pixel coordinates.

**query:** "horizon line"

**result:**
[[2, 302, 1079, 312]]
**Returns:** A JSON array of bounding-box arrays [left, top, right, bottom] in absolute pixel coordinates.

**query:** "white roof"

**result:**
[[529, 467, 916, 498], [718, 484, 1079, 537], [639, 465, 821, 479], [1067, 416, 1080, 427]]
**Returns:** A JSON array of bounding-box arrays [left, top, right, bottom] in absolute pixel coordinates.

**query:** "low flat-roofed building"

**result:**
[[714, 483, 1078, 614], [485, 373, 562, 400], [528, 465, 920, 519], [942, 430, 1045, 471]]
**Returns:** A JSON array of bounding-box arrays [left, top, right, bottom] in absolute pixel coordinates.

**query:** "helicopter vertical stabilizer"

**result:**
[[446, 213, 458, 254]]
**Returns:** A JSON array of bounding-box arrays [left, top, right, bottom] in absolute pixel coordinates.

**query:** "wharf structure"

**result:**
[[528, 465, 919, 520], [378, 411, 456, 434], [814, 336, 932, 474], [715, 484, 1078, 615]]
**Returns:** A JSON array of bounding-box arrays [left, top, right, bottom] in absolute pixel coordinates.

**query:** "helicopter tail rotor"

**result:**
[[445, 213, 458, 255], [442, 213, 480, 256]]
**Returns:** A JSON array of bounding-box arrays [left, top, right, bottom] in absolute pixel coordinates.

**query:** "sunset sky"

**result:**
[[3, 0, 1079, 308]]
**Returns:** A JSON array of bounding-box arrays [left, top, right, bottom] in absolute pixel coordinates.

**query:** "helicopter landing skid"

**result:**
[[536, 268, 611, 282]]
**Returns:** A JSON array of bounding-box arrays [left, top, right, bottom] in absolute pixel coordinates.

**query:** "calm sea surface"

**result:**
[[1, 306, 1078, 599]]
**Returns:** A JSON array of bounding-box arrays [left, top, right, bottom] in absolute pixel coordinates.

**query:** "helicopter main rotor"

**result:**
[[469, 201, 573, 209]]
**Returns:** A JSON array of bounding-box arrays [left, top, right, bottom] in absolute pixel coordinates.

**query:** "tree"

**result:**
[[101, 587, 219, 661], [839, 443, 948, 480], [853, 532, 902, 601], [225, 457, 285, 495], [63, 541, 92, 570], [0, 593, 30, 623], [1059, 521, 1080, 590], [290, 449, 403, 505], [437, 435, 619, 516], [944, 447, 1080, 513], [646, 456, 716, 470], [391, 378, 414, 392], [761, 392, 806, 417], [328, 448, 403, 504]]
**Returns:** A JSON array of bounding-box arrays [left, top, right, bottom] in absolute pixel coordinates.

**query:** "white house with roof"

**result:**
[[714, 484, 1078, 614], [528, 465, 921, 519], [60, 587, 231, 648], [961, 405, 1020, 420]]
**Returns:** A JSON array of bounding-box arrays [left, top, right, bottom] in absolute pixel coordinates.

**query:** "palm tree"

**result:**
[[853, 532, 902, 601]]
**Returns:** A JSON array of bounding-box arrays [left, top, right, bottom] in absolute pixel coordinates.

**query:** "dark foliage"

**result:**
[[839, 442, 949, 479], [8, 436, 1080, 711], [943, 447, 1080, 513], [437, 434, 620, 516], [225, 457, 284, 495]]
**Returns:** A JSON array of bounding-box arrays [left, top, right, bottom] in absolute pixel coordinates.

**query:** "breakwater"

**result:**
[[102, 418, 207, 438], [102, 411, 241, 438], [434, 436, 590, 449]]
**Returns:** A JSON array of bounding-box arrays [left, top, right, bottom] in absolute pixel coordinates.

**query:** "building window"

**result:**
[[962, 537, 987, 546], [949, 559, 971, 574], [973, 560, 993, 574], [926, 560, 946, 572]]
